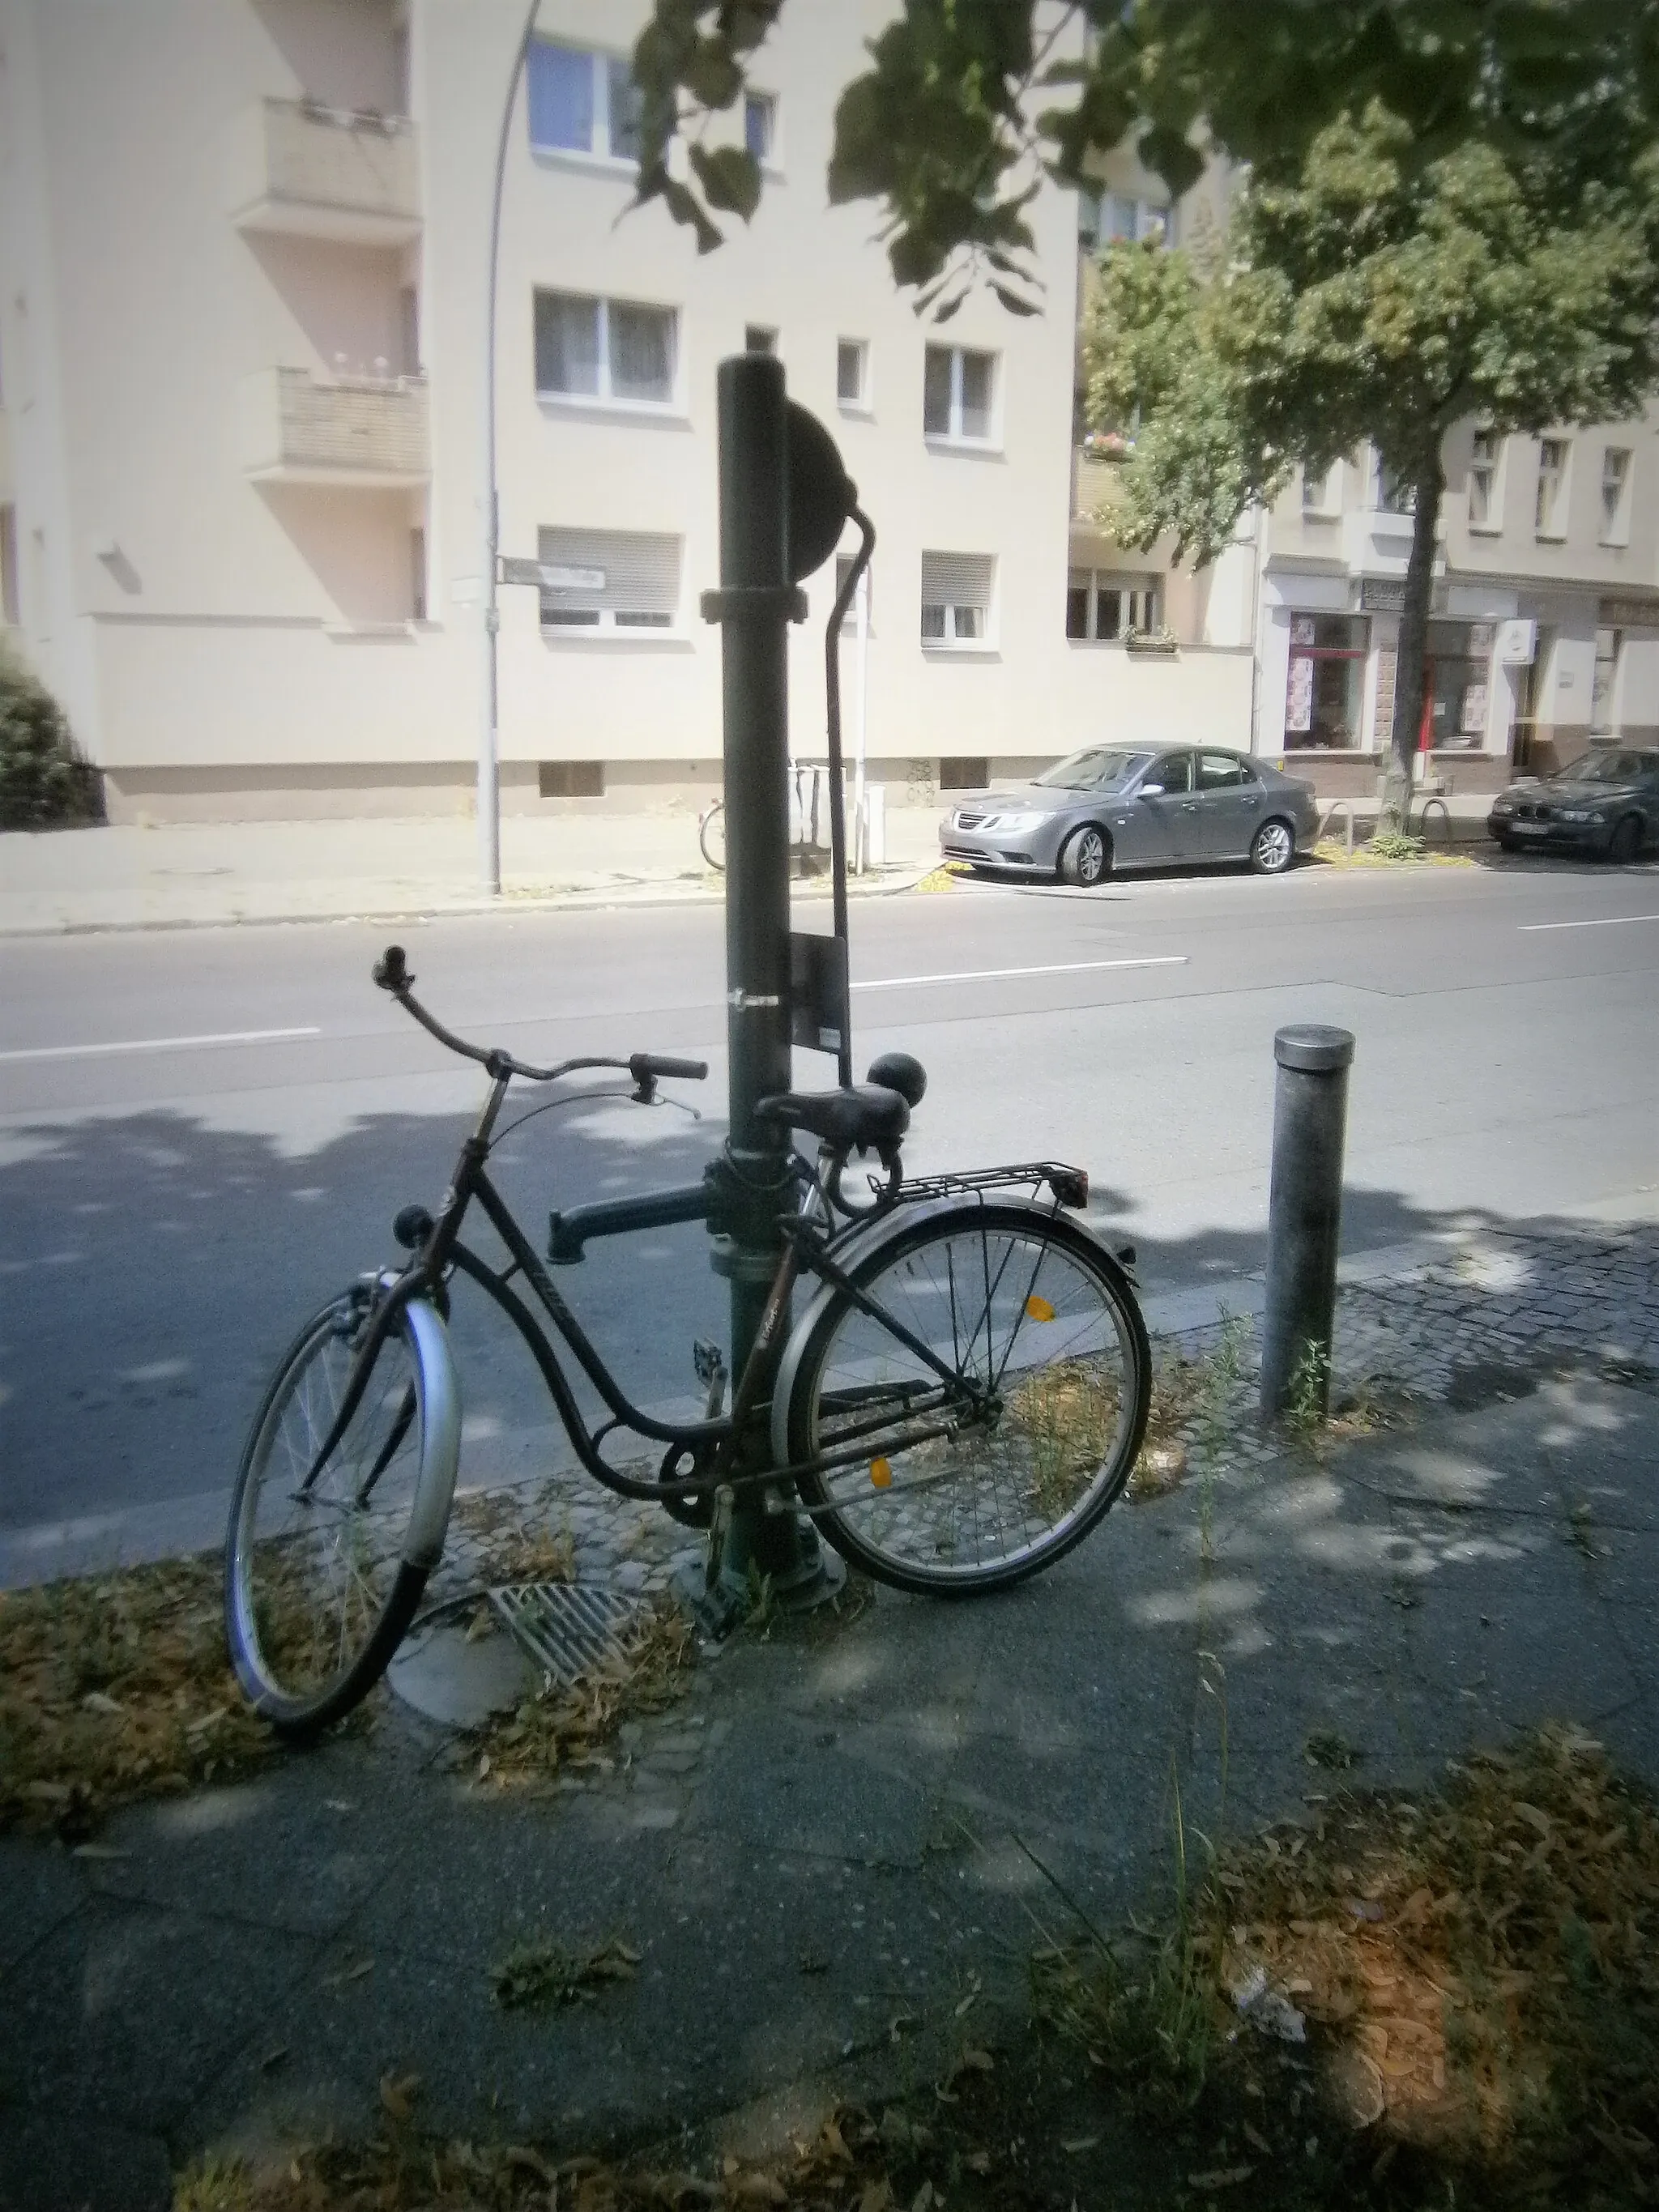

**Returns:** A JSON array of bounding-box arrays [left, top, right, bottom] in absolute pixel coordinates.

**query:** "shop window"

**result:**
[[921, 550, 994, 645], [538, 526, 680, 631], [939, 757, 989, 791], [539, 761, 604, 797], [1592, 627, 1621, 733], [1535, 438, 1569, 537], [535, 292, 677, 408], [1065, 568, 1158, 641], [1600, 449, 1632, 545], [1422, 620, 1495, 753], [527, 42, 641, 163], [1469, 429, 1501, 530], [1284, 613, 1369, 751], [923, 346, 996, 443]]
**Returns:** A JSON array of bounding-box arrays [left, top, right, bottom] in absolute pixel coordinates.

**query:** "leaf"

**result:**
[[689, 143, 761, 221], [377, 2069, 421, 2121]]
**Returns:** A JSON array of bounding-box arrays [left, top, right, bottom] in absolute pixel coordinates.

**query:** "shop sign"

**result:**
[[1468, 624, 1495, 656], [1358, 578, 1450, 613], [1496, 618, 1537, 665]]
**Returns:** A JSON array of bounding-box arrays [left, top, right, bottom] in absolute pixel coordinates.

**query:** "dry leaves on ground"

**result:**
[[467, 1600, 697, 1793], [0, 1556, 278, 1839], [450, 1484, 578, 1587]]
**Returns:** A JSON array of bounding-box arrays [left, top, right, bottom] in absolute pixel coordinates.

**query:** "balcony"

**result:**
[[228, 99, 420, 246], [239, 368, 429, 488]]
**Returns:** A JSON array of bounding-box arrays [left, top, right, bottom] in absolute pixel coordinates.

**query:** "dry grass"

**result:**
[[1005, 1354, 1121, 1518], [491, 1932, 641, 2012], [450, 1485, 578, 1587], [1127, 1349, 1206, 1498], [913, 863, 968, 893], [0, 1556, 279, 1841], [466, 1601, 697, 1795], [1314, 837, 1477, 870]]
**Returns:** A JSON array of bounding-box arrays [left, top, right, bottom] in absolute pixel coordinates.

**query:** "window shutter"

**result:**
[[922, 552, 993, 610], [538, 528, 680, 617]]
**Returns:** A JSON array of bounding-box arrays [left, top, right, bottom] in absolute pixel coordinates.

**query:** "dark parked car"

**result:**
[[1488, 748, 1659, 861], [939, 745, 1320, 886]]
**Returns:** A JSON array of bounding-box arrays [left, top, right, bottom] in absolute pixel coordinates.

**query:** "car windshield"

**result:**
[[1556, 751, 1657, 786], [1033, 748, 1151, 791]]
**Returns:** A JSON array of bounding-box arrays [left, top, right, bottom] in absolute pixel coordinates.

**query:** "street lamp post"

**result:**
[[478, 0, 541, 897]]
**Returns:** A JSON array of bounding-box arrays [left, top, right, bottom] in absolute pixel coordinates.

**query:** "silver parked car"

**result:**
[[939, 745, 1320, 886]]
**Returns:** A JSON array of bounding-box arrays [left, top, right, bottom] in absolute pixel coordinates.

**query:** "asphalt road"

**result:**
[[3, 853, 1657, 1561]]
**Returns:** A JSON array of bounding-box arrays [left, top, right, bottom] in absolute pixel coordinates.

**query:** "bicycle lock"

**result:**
[[694, 352, 868, 1621]]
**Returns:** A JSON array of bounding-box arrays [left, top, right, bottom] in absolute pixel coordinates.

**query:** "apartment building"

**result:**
[[1248, 423, 1659, 799], [0, 0, 1255, 825]]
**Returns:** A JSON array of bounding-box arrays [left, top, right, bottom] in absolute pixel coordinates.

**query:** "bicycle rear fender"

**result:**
[[400, 1293, 463, 1570], [770, 1192, 1077, 1468]]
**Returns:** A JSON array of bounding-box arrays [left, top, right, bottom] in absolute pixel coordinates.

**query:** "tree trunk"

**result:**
[[1381, 458, 1444, 832]]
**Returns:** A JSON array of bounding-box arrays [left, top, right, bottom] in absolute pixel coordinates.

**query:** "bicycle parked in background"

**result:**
[[224, 946, 1152, 1738]]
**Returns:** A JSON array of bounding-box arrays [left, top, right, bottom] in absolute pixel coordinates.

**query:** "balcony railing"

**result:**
[[240, 368, 429, 487], [228, 98, 420, 245]]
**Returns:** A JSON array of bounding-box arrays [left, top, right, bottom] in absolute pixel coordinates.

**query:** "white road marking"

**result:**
[[851, 956, 1188, 991], [1519, 913, 1659, 933], [0, 1025, 322, 1065]]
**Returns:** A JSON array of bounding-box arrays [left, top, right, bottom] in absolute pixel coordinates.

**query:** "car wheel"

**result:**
[[1250, 818, 1295, 876], [1059, 825, 1111, 888], [1493, 832, 1515, 852], [1608, 813, 1644, 864]]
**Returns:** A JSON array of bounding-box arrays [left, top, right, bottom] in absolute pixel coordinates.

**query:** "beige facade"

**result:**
[[2, 0, 1651, 825]]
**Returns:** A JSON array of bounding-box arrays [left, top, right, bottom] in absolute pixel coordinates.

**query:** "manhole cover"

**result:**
[[488, 1581, 641, 1686]]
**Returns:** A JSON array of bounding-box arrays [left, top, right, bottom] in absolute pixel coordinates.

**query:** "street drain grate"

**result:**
[[487, 1581, 642, 1687]]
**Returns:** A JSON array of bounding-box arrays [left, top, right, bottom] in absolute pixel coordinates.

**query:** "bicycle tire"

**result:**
[[224, 1284, 459, 1738], [698, 801, 726, 872], [783, 1202, 1149, 1596]]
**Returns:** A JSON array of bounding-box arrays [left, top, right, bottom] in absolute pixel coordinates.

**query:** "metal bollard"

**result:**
[[1259, 1025, 1356, 1422]]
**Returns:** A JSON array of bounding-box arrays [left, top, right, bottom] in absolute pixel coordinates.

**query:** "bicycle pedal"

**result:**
[[693, 1337, 725, 1387]]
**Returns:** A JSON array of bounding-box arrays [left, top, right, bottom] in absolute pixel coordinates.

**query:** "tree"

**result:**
[[1083, 104, 1659, 814], [633, 2, 1659, 310]]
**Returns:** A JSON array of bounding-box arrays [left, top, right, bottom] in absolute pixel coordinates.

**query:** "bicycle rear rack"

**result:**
[[897, 1161, 1090, 1209]]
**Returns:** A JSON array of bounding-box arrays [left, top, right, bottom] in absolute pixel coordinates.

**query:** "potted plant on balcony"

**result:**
[[1124, 622, 1179, 654], [1080, 428, 1134, 462]]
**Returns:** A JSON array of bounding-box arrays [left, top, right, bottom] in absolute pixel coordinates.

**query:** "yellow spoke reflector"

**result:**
[[869, 1456, 893, 1489], [1025, 1294, 1056, 1322]]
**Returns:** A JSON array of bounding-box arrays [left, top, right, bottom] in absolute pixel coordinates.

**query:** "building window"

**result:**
[[1535, 437, 1569, 537], [939, 757, 989, 791], [534, 292, 676, 407], [923, 346, 996, 443], [408, 526, 426, 623], [1285, 613, 1369, 751], [1371, 451, 1415, 514], [527, 42, 641, 163], [1078, 190, 1175, 249], [835, 553, 872, 633], [1065, 568, 1158, 641], [0, 505, 19, 626], [837, 339, 869, 411], [1469, 428, 1500, 530], [920, 550, 994, 645], [1600, 448, 1632, 545], [539, 761, 605, 797], [1301, 461, 1340, 517], [538, 526, 680, 632], [1592, 626, 1621, 733], [744, 91, 777, 163], [1422, 620, 1494, 752], [744, 325, 777, 355]]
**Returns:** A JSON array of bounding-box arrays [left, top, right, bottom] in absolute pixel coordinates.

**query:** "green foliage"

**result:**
[[0, 649, 101, 831], [632, 1, 1659, 305]]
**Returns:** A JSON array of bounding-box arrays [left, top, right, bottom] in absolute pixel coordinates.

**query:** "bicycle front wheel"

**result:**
[[784, 1204, 1149, 1595], [224, 1284, 458, 1737], [698, 802, 726, 872]]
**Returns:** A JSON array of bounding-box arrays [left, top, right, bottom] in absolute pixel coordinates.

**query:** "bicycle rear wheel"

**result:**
[[224, 1283, 458, 1737], [784, 1203, 1149, 1595]]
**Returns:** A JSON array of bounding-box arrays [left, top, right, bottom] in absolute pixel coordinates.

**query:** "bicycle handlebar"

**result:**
[[373, 944, 708, 1089]]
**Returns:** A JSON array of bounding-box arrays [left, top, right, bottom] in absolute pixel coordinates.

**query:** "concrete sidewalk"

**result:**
[[0, 812, 945, 936], [2, 1215, 1655, 2209]]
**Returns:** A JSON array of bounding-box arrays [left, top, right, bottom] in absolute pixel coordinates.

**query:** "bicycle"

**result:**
[[224, 944, 1152, 1739], [698, 799, 725, 872]]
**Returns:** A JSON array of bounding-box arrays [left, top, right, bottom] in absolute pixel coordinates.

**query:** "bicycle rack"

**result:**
[[1318, 799, 1357, 856], [1414, 796, 1453, 846]]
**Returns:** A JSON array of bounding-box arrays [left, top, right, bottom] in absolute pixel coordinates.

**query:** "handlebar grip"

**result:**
[[629, 1053, 709, 1083], [373, 944, 411, 992]]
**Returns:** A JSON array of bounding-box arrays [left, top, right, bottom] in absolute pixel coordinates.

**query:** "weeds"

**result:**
[[1367, 829, 1428, 861], [1193, 1311, 1252, 1563], [0, 1557, 279, 1839], [490, 1933, 639, 2011], [1285, 1340, 1333, 1436]]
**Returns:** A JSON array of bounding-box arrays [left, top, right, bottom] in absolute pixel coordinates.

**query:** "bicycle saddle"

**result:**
[[754, 1082, 910, 1153]]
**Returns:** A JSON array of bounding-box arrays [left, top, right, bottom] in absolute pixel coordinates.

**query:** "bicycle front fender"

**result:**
[[400, 1293, 463, 1571]]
